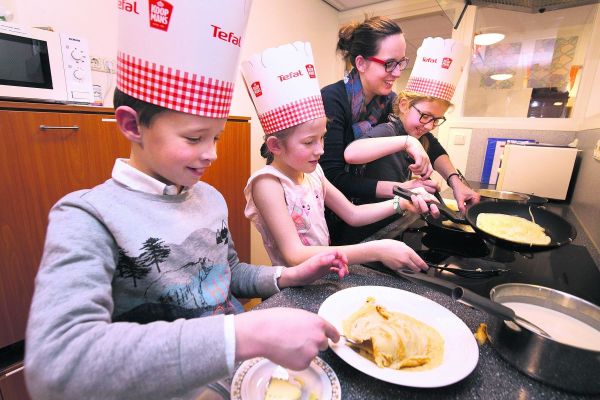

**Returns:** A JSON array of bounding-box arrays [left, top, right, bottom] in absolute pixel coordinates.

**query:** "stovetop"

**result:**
[[397, 223, 600, 306]]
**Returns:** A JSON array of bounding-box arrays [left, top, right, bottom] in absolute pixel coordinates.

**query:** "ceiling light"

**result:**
[[490, 73, 513, 81], [474, 33, 505, 46]]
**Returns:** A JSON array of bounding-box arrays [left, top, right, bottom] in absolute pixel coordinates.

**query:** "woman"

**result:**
[[321, 30, 478, 244]]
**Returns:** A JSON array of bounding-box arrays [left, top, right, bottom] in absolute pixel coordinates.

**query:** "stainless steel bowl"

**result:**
[[488, 283, 600, 394], [476, 189, 530, 203]]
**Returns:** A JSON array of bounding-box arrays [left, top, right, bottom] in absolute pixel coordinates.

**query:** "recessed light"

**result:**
[[474, 33, 505, 46], [490, 73, 513, 81]]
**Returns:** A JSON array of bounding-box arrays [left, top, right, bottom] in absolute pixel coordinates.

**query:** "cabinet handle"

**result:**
[[3, 365, 24, 378], [101, 118, 116, 123], [39, 125, 80, 131]]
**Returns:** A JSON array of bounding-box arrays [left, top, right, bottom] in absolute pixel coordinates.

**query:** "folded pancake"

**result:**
[[476, 213, 551, 245], [342, 297, 444, 370]]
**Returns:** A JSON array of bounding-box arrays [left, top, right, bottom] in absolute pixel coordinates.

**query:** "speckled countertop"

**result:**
[[253, 208, 600, 400]]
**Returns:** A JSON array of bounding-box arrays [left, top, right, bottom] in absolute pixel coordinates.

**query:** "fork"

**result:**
[[425, 261, 509, 279]]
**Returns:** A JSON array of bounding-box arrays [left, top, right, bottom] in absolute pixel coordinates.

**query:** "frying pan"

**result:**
[[394, 186, 576, 252]]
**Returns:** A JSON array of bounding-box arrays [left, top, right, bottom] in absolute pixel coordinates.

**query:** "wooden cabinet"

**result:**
[[0, 101, 250, 350], [0, 367, 29, 400]]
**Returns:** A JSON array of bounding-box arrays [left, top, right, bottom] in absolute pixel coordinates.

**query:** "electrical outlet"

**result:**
[[104, 59, 116, 74], [90, 56, 116, 73]]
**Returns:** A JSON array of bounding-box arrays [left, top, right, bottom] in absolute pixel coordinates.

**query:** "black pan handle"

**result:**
[[393, 186, 468, 224]]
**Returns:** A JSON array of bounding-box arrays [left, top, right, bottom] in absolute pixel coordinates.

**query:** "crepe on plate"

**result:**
[[342, 297, 444, 370], [476, 213, 551, 245]]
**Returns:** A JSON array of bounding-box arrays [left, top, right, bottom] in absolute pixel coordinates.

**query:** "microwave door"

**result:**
[[0, 28, 67, 103]]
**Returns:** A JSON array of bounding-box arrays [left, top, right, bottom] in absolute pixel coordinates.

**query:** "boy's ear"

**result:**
[[265, 135, 283, 154], [115, 106, 143, 144]]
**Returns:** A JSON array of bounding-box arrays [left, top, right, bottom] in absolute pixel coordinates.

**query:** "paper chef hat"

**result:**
[[241, 41, 325, 135], [405, 37, 468, 102], [117, 0, 252, 118]]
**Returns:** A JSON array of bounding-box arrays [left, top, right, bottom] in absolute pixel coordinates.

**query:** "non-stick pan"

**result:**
[[465, 200, 576, 252], [394, 186, 576, 253]]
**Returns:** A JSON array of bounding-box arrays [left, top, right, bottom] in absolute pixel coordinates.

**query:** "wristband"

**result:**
[[392, 195, 405, 215], [446, 172, 460, 187]]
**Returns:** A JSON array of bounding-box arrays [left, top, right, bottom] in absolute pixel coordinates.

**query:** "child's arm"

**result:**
[[345, 135, 433, 178], [251, 175, 431, 271]]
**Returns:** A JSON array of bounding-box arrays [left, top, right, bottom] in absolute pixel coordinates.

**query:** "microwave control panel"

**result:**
[[59, 33, 94, 104]]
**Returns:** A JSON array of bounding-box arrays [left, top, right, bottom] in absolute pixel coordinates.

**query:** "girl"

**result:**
[[344, 37, 480, 214], [242, 41, 438, 273]]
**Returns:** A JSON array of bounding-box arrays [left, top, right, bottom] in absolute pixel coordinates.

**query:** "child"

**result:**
[[241, 42, 439, 273], [344, 37, 480, 213], [25, 3, 348, 399]]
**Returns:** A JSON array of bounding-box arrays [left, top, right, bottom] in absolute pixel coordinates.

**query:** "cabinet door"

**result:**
[[202, 120, 250, 262], [0, 368, 30, 400], [0, 110, 129, 348]]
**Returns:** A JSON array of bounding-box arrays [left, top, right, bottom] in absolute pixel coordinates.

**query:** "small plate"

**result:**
[[231, 356, 341, 400], [318, 286, 479, 388]]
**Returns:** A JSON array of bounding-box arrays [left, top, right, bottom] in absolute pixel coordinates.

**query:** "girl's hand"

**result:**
[[278, 250, 349, 288], [405, 136, 433, 178], [398, 190, 440, 219], [374, 239, 428, 272], [235, 308, 340, 370]]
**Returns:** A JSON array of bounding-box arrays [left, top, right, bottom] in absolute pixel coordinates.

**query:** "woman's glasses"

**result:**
[[411, 104, 446, 127], [367, 56, 409, 72]]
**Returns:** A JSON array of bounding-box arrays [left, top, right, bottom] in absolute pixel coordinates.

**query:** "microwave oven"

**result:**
[[0, 21, 94, 104]]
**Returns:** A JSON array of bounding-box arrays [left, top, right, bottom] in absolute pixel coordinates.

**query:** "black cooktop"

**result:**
[[396, 223, 600, 306]]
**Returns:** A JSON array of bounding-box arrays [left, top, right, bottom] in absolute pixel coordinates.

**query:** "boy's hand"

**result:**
[[277, 251, 349, 288], [235, 308, 340, 370]]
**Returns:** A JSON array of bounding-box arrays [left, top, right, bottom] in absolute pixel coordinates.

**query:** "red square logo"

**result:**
[[441, 57, 453, 69], [251, 81, 262, 97], [149, 0, 173, 31]]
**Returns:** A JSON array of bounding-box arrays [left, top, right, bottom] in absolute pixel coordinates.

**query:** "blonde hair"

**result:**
[[392, 92, 453, 151]]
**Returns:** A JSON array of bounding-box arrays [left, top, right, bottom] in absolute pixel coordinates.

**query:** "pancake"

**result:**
[[476, 213, 551, 245], [342, 297, 444, 371]]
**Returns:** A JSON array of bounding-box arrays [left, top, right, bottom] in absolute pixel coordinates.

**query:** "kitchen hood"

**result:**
[[467, 0, 600, 13]]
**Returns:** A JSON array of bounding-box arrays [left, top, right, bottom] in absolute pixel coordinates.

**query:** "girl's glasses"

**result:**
[[411, 104, 446, 127], [367, 56, 409, 72]]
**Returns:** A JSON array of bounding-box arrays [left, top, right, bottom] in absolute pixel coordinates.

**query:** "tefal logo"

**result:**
[[305, 64, 316, 78], [251, 82, 262, 97], [211, 25, 242, 47], [149, 0, 173, 31], [422, 57, 437, 64], [441, 57, 453, 69], [278, 69, 304, 82], [118, 0, 140, 14]]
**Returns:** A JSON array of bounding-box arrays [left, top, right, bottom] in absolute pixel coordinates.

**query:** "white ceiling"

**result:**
[[399, 13, 454, 68], [322, 0, 390, 11]]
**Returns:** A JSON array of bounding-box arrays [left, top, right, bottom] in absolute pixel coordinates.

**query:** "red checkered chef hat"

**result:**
[[241, 41, 325, 135], [117, 0, 252, 118], [405, 37, 467, 102]]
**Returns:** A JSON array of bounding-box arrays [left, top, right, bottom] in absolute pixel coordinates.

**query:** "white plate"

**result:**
[[318, 286, 479, 388], [231, 356, 341, 400]]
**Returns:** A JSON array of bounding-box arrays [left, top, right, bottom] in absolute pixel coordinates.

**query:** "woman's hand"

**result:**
[[450, 180, 480, 213], [373, 239, 429, 272], [278, 250, 349, 288], [397, 178, 439, 194], [235, 308, 339, 370], [405, 136, 433, 178]]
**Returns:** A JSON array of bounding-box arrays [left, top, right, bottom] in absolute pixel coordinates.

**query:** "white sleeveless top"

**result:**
[[244, 164, 330, 266]]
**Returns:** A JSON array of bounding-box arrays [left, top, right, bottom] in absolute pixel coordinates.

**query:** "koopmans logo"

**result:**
[[251, 82, 262, 97], [305, 64, 316, 78], [441, 57, 453, 69], [149, 0, 173, 31]]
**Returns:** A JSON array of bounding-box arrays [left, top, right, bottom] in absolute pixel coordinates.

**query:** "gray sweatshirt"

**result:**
[[25, 176, 279, 400]]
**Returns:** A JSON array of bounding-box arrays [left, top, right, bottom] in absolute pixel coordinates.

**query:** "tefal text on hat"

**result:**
[[211, 25, 242, 47], [118, 0, 139, 14]]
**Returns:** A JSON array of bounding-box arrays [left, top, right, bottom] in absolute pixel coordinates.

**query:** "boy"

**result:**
[[25, 2, 347, 399]]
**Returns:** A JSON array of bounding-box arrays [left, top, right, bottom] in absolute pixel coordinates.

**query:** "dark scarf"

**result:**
[[344, 68, 396, 139]]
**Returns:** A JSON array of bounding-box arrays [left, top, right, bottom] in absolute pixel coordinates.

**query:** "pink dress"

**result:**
[[244, 164, 330, 266]]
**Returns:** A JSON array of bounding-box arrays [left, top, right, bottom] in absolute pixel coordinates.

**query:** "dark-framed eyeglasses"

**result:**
[[411, 104, 446, 127], [367, 56, 409, 72]]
